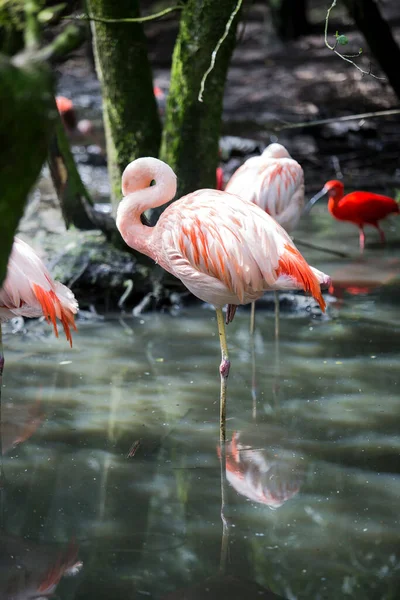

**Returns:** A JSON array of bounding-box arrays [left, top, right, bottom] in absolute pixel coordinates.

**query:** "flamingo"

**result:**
[[225, 143, 305, 334], [0, 238, 78, 375], [116, 157, 330, 441], [304, 180, 399, 251], [56, 95, 93, 136]]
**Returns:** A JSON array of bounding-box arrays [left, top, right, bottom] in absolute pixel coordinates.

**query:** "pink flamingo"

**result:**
[[116, 157, 330, 440], [56, 95, 93, 136], [226, 143, 305, 334], [0, 237, 78, 375]]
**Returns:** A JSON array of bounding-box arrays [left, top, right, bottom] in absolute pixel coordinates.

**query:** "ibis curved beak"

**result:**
[[303, 187, 327, 215]]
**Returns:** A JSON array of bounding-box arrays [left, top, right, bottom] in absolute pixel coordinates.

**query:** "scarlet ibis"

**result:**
[[304, 180, 399, 251]]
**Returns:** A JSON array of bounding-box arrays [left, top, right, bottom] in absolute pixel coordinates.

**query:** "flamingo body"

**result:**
[[0, 238, 78, 346], [117, 158, 330, 313], [323, 180, 399, 249], [117, 157, 330, 440], [225, 143, 305, 233]]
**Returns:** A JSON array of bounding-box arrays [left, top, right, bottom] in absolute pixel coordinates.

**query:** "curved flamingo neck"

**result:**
[[116, 158, 177, 258]]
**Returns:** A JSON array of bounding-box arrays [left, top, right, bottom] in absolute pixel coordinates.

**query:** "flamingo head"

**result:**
[[261, 143, 291, 159], [121, 157, 177, 199]]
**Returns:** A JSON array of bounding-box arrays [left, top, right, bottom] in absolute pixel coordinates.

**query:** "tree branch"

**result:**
[[35, 23, 86, 63], [24, 0, 42, 50], [324, 0, 385, 80], [270, 108, 400, 132], [68, 5, 183, 24]]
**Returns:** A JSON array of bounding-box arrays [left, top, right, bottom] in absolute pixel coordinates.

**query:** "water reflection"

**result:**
[[162, 574, 281, 599], [0, 206, 399, 599], [222, 431, 304, 508], [1, 396, 44, 455], [0, 534, 81, 599]]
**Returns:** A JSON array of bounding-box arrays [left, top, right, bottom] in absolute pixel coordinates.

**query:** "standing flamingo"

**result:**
[[0, 237, 78, 373], [116, 157, 330, 440], [225, 143, 305, 334], [304, 180, 399, 251]]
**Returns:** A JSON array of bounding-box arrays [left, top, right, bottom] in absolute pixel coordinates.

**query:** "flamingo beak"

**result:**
[[303, 186, 327, 215]]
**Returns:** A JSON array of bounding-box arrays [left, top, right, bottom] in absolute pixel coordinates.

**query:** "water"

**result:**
[[1, 208, 400, 600]]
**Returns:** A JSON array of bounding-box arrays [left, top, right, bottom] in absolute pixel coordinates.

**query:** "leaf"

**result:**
[[335, 33, 348, 45], [38, 3, 66, 24]]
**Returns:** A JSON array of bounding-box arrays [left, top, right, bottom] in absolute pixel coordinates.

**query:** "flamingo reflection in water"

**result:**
[[1, 396, 44, 456], [0, 534, 82, 599], [220, 431, 304, 508]]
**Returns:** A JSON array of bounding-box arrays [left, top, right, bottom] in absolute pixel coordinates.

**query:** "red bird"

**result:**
[[305, 180, 399, 250]]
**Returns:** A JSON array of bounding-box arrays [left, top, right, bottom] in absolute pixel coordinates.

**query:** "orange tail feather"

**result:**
[[277, 245, 326, 312], [32, 284, 76, 346]]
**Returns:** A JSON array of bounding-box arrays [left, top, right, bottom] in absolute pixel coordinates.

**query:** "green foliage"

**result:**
[[38, 2, 67, 24], [335, 31, 349, 45], [88, 0, 162, 207], [0, 56, 54, 285]]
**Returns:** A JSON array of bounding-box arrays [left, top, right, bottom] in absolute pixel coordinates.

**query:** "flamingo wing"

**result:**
[[255, 158, 304, 228], [0, 238, 78, 345], [158, 190, 325, 309], [225, 156, 264, 204]]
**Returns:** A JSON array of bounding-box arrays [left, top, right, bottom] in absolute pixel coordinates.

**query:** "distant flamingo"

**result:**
[[56, 94, 224, 191], [56, 95, 93, 136], [0, 238, 78, 355], [226, 143, 305, 333], [304, 180, 399, 251], [116, 157, 330, 440]]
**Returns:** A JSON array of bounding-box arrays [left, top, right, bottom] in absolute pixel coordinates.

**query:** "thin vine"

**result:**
[[198, 0, 243, 102], [69, 5, 183, 25]]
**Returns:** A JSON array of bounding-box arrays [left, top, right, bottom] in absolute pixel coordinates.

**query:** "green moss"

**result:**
[[87, 0, 162, 207], [160, 0, 241, 198]]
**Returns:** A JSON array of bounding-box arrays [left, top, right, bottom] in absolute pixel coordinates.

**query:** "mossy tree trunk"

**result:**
[[87, 0, 162, 208], [0, 55, 54, 286], [269, 0, 309, 41], [159, 0, 242, 200], [343, 0, 400, 101]]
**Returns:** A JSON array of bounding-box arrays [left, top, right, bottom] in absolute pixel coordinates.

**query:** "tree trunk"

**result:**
[[0, 55, 54, 286], [343, 0, 400, 101], [269, 0, 309, 41], [87, 0, 162, 207], [159, 0, 242, 200]]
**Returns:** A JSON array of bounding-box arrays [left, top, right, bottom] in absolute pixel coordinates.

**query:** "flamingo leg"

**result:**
[[375, 224, 386, 245], [359, 226, 365, 252], [274, 291, 280, 341], [249, 301, 256, 335], [0, 324, 3, 378], [216, 308, 230, 443], [251, 331, 257, 419]]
